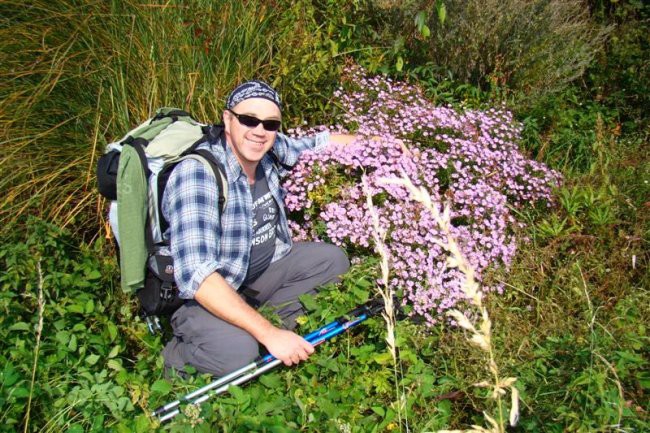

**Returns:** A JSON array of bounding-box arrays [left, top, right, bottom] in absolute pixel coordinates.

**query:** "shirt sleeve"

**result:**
[[272, 131, 330, 168], [161, 159, 222, 299]]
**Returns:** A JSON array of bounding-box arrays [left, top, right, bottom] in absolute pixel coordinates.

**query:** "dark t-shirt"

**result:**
[[245, 165, 278, 283]]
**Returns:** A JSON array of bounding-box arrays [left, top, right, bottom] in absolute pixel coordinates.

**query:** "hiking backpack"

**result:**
[[96, 108, 228, 334]]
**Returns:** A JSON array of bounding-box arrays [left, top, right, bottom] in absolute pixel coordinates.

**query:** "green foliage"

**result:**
[[520, 90, 619, 173], [517, 0, 649, 177], [587, 0, 650, 133], [492, 258, 650, 432], [270, 1, 383, 126], [352, 0, 610, 105], [0, 218, 152, 432], [494, 120, 649, 430], [529, 121, 648, 246], [4, 215, 647, 431], [1, 0, 648, 431]]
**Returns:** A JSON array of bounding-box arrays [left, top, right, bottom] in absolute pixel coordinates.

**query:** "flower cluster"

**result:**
[[284, 65, 561, 325]]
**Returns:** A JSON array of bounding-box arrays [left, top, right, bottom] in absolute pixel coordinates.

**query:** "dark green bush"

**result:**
[[353, 0, 610, 107], [0, 218, 143, 433], [587, 0, 650, 132]]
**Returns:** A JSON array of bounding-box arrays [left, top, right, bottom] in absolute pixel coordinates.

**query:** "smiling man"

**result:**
[[161, 80, 354, 377]]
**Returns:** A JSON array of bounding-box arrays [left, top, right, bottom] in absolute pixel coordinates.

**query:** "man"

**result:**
[[161, 80, 355, 377]]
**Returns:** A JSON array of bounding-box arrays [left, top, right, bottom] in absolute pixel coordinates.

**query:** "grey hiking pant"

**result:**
[[162, 242, 349, 377]]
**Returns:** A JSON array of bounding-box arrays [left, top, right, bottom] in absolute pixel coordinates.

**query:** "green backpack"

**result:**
[[97, 108, 228, 333]]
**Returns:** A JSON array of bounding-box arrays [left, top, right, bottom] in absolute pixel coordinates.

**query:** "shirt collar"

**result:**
[[223, 140, 245, 180]]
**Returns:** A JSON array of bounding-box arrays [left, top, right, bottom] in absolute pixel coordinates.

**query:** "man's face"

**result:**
[[223, 98, 281, 170]]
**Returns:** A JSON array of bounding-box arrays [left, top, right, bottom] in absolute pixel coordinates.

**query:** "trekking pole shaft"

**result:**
[[153, 318, 345, 419], [186, 314, 371, 413], [154, 301, 380, 422], [309, 314, 369, 347], [157, 359, 283, 422], [256, 318, 345, 365], [303, 319, 340, 341], [159, 317, 364, 422], [152, 360, 258, 418]]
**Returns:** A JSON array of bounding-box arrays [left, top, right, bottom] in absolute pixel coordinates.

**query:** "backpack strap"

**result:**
[[125, 138, 152, 178], [268, 149, 294, 174], [192, 149, 228, 214], [156, 146, 228, 237]]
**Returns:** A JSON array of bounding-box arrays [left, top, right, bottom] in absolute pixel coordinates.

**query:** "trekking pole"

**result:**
[[152, 298, 386, 423], [152, 319, 342, 422]]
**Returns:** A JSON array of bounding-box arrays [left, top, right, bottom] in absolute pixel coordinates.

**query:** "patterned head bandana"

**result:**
[[226, 80, 281, 111]]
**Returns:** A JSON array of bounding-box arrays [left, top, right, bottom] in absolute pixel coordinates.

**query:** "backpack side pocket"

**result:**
[[137, 254, 185, 317], [97, 150, 121, 200]]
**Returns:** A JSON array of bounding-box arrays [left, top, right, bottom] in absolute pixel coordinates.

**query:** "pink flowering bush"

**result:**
[[284, 66, 561, 325]]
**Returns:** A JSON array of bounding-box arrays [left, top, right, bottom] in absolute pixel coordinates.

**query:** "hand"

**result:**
[[259, 327, 315, 367], [329, 133, 358, 147]]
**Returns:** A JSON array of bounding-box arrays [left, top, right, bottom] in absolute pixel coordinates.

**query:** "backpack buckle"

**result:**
[[141, 309, 163, 335], [160, 282, 174, 301], [145, 315, 163, 335]]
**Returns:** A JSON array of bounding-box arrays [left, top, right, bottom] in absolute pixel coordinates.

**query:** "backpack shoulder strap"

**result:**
[[181, 150, 228, 214], [156, 148, 228, 236], [267, 149, 293, 174]]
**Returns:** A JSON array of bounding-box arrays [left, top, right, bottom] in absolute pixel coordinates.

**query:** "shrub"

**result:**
[[0, 218, 143, 433], [587, 0, 650, 132], [284, 66, 561, 325], [360, 0, 610, 106]]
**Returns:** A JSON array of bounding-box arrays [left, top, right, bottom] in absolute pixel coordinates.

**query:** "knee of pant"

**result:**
[[326, 245, 350, 277], [193, 337, 259, 377], [217, 343, 259, 376]]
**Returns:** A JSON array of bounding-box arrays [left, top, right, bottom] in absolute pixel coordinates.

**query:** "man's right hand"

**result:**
[[259, 327, 314, 366]]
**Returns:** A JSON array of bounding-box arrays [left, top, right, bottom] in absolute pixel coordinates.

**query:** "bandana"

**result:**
[[226, 80, 281, 111]]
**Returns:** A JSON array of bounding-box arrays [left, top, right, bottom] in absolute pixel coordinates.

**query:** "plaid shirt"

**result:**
[[161, 131, 330, 299]]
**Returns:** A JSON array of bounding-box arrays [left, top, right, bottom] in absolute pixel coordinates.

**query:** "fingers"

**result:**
[[298, 341, 313, 360], [263, 328, 316, 367], [282, 336, 314, 366], [301, 338, 315, 355]]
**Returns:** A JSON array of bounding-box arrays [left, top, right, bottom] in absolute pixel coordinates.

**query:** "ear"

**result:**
[[222, 111, 232, 132]]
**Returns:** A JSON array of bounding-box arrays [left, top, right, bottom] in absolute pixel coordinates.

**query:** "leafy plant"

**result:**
[[356, 0, 610, 105]]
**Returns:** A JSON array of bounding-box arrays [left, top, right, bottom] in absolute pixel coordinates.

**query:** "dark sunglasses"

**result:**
[[227, 109, 281, 132]]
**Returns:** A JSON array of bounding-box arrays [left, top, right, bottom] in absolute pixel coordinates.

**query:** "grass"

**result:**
[[484, 130, 650, 429], [0, 0, 352, 241]]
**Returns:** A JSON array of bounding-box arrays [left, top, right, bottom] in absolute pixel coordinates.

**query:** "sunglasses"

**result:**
[[227, 109, 281, 132]]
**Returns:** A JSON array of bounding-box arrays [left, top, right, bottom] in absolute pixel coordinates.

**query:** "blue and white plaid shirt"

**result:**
[[161, 131, 330, 299]]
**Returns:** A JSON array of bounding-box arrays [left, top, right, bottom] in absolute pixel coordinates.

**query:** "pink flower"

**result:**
[[284, 65, 561, 326]]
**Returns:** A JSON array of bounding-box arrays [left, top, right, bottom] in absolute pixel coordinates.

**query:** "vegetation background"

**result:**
[[0, 0, 647, 432]]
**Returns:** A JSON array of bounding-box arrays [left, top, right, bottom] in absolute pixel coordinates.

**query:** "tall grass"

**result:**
[[0, 0, 344, 240]]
